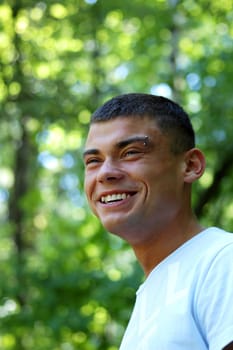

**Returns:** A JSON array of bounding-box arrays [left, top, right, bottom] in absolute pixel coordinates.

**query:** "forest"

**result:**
[[0, 0, 233, 349]]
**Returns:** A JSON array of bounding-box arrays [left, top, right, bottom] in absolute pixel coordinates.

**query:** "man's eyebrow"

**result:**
[[83, 135, 151, 159], [116, 135, 150, 149], [82, 148, 100, 159]]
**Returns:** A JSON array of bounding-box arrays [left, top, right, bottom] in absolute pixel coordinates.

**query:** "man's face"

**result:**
[[83, 116, 187, 244]]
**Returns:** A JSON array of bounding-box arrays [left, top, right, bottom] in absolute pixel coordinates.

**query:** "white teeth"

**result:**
[[101, 193, 129, 203]]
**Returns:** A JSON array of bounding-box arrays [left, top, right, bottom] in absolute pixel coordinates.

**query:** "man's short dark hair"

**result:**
[[90, 93, 195, 154]]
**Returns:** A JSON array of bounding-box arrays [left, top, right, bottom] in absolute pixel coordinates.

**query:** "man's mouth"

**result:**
[[100, 192, 134, 204]]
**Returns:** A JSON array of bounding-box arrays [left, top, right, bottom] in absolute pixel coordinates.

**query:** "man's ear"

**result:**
[[183, 148, 206, 184]]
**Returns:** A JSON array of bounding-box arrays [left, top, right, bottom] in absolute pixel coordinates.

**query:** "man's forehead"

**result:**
[[84, 118, 163, 157], [86, 117, 159, 140]]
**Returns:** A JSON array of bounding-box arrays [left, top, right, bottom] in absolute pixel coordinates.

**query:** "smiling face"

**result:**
[[84, 116, 192, 244]]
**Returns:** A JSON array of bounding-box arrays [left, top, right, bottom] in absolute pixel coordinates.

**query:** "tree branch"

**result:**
[[195, 150, 233, 217]]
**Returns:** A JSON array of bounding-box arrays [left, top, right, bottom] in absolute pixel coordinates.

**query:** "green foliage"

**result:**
[[0, 0, 233, 348]]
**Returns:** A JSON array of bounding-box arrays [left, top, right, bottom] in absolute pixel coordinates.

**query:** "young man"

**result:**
[[83, 93, 233, 350]]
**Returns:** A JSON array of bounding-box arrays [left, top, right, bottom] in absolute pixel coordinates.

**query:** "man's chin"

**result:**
[[102, 220, 128, 236], [102, 220, 140, 241]]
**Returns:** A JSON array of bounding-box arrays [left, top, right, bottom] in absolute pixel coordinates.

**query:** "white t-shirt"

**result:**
[[119, 227, 233, 350]]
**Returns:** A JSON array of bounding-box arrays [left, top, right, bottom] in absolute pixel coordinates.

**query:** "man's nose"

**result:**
[[97, 159, 124, 183]]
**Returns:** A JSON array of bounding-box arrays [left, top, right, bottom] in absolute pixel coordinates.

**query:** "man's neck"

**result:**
[[131, 219, 204, 276]]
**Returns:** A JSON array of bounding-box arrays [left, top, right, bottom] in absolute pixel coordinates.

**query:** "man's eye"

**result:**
[[85, 158, 100, 166], [126, 150, 138, 155], [124, 149, 141, 157]]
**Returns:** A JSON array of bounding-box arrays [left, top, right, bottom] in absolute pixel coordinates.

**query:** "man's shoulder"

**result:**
[[168, 227, 233, 275], [188, 226, 233, 250], [199, 226, 233, 250]]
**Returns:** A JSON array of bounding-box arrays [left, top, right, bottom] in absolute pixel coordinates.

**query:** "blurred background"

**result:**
[[0, 0, 233, 349]]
